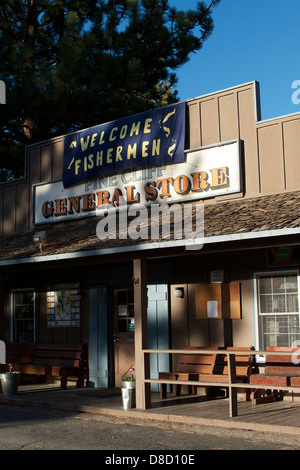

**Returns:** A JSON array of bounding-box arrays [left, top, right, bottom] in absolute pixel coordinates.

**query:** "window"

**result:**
[[115, 288, 134, 333], [11, 289, 36, 343], [255, 272, 300, 350]]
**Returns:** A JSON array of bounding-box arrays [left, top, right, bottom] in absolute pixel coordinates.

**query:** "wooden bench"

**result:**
[[250, 346, 300, 404], [5, 342, 35, 367], [159, 346, 255, 400], [12, 343, 88, 389]]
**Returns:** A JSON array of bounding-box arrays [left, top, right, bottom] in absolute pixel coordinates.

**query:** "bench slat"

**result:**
[[290, 377, 300, 386], [250, 374, 289, 386], [176, 364, 214, 374], [250, 346, 300, 404], [159, 346, 254, 400], [178, 354, 216, 364], [6, 343, 35, 364], [4, 342, 87, 389], [265, 364, 300, 375], [36, 343, 84, 351], [33, 358, 80, 367], [34, 351, 82, 360]]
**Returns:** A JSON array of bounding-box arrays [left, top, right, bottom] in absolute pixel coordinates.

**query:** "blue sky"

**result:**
[[170, 0, 300, 121]]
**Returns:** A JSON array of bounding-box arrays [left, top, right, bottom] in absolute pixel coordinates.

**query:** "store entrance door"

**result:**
[[113, 287, 135, 387], [113, 284, 169, 387]]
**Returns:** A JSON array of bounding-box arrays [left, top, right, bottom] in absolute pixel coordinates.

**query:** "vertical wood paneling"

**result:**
[[0, 186, 3, 234], [40, 144, 53, 182], [187, 102, 201, 149], [3, 186, 15, 234], [28, 147, 40, 231], [258, 124, 285, 193], [147, 284, 169, 392], [238, 88, 260, 196], [171, 284, 188, 349], [67, 322, 81, 343], [219, 93, 239, 142], [89, 287, 109, 387], [282, 119, 300, 190], [38, 292, 52, 343], [16, 182, 29, 232], [200, 98, 220, 146], [230, 251, 254, 347], [53, 327, 67, 344], [0, 273, 6, 338], [188, 283, 210, 346], [52, 140, 64, 180], [29, 147, 40, 184]]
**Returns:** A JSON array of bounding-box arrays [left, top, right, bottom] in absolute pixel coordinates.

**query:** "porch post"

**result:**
[[133, 258, 151, 409], [0, 272, 5, 340], [228, 353, 238, 417]]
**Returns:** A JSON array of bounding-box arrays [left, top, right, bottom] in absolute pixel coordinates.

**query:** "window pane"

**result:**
[[117, 291, 126, 305], [259, 277, 272, 294], [261, 314, 300, 349], [272, 276, 285, 293], [273, 294, 286, 313], [12, 290, 35, 343], [287, 294, 298, 312], [128, 290, 134, 304], [260, 294, 273, 313], [261, 315, 277, 347], [285, 275, 298, 292], [257, 273, 300, 349]]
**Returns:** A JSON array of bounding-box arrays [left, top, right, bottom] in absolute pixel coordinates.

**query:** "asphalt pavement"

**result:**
[[0, 402, 299, 453]]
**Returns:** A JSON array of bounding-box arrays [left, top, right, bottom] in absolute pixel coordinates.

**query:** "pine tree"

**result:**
[[0, 0, 220, 179]]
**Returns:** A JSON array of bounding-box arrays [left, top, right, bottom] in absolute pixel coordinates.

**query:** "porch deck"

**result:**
[[1, 384, 300, 437]]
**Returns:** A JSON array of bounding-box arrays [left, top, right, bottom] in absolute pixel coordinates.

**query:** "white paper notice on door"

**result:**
[[207, 300, 218, 318]]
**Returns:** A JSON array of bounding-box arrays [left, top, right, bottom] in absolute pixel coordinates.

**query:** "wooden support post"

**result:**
[[0, 272, 6, 339], [133, 258, 151, 409], [228, 353, 238, 417]]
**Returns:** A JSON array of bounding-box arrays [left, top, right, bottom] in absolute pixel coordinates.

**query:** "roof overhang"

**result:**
[[0, 225, 299, 267]]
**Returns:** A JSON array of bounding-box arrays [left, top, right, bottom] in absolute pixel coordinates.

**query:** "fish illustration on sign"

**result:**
[[168, 142, 176, 157], [160, 108, 178, 157]]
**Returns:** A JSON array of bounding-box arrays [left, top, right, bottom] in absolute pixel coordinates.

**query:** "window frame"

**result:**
[[253, 269, 300, 358], [10, 288, 36, 343]]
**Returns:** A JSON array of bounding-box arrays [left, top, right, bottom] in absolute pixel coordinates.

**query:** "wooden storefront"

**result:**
[[1, 81, 300, 409]]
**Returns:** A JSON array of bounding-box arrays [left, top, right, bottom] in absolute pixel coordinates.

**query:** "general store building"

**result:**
[[1, 81, 300, 408]]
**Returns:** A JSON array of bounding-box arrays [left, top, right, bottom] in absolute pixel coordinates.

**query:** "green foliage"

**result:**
[[0, 0, 220, 179]]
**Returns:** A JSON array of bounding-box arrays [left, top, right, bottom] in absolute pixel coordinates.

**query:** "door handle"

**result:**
[[113, 335, 119, 343]]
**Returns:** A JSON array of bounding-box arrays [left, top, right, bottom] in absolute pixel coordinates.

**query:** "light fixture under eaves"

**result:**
[[33, 231, 47, 253], [174, 287, 184, 298]]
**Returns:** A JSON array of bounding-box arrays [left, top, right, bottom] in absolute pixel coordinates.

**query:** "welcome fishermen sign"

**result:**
[[34, 140, 241, 225], [62, 102, 186, 188]]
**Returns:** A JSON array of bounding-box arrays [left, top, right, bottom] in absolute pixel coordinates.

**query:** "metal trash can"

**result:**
[[0, 372, 21, 396], [121, 381, 136, 410]]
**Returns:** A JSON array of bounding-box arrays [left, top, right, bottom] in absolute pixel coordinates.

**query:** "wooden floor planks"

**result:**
[[148, 393, 300, 428]]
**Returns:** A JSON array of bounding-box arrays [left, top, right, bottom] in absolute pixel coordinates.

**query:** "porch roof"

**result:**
[[0, 190, 300, 265]]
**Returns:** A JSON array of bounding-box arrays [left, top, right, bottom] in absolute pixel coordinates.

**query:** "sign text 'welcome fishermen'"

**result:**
[[62, 102, 186, 188]]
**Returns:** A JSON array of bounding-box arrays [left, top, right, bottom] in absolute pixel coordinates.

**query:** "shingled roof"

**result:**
[[0, 190, 300, 264]]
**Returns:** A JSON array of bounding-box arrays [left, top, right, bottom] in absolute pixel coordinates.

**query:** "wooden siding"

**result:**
[[169, 249, 264, 351], [1, 81, 300, 235]]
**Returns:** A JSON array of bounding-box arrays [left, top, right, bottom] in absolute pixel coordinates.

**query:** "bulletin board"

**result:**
[[47, 283, 81, 327], [196, 282, 241, 319]]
